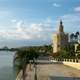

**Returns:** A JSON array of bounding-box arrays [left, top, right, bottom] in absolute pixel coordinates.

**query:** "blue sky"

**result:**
[[0, 0, 80, 47]]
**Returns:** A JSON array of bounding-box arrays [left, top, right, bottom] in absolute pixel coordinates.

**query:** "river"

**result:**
[[0, 51, 16, 80]]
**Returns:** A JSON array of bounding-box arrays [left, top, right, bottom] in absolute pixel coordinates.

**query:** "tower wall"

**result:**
[[53, 20, 68, 53]]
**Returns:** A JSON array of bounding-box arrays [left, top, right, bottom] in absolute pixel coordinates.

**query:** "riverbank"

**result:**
[[16, 62, 80, 80], [16, 64, 35, 80]]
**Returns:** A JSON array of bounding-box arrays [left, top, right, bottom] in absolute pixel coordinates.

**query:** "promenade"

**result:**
[[24, 60, 80, 80]]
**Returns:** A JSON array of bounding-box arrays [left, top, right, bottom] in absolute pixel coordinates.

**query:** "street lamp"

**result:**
[[75, 53, 78, 62]]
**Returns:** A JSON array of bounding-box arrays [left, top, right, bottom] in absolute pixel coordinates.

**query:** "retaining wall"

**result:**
[[63, 62, 80, 70]]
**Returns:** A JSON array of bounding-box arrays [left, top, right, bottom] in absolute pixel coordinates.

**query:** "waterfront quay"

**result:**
[[16, 59, 80, 80]]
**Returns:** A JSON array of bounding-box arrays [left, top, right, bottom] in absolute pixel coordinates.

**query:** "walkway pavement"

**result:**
[[37, 63, 80, 80], [25, 64, 35, 80], [25, 60, 80, 80]]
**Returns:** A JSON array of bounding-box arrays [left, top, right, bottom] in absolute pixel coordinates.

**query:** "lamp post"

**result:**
[[75, 53, 78, 62]]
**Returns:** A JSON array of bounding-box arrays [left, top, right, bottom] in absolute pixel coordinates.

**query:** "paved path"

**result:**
[[24, 64, 35, 80], [24, 60, 80, 80], [37, 63, 80, 80]]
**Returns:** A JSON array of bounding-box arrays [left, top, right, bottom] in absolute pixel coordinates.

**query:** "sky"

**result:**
[[0, 0, 80, 48]]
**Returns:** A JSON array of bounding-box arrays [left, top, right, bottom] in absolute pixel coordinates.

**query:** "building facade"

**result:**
[[53, 20, 68, 53]]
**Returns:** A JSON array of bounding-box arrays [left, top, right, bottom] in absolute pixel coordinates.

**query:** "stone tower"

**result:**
[[53, 20, 68, 53], [59, 20, 64, 32]]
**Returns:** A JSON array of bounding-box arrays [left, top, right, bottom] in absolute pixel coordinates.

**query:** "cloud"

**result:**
[[53, 3, 61, 7], [0, 18, 55, 41], [74, 6, 80, 12], [11, 19, 17, 23]]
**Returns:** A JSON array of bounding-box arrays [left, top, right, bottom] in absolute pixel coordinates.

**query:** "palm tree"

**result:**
[[76, 31, 79, 35], [15, 49, 39, 80], [15, 50, 29, 80], [26, 48, 39, 80], [76, 31, 80, 42], [70, 32, 80, 43], [74, 34, 78, 42], [70, 33, 75, 42]]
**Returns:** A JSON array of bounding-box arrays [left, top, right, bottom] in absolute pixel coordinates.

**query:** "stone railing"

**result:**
[[51, 58, 80, 70], [52, 58, 80, 63]]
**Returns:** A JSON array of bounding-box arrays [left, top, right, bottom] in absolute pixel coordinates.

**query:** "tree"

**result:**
[[52, 44, 75, 59], [76, 31, 80, 42], [15, 50, 29, 80], [70, 33, 75, 42], [76, 44, 80, 58], [76, 31, 79, 36], [70, 32, 80, 43], [15, 48, 39, 80], [74, 34, 78, 41]]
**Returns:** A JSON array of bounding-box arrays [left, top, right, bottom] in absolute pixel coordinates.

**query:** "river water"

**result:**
[[0, 51, 16, 80]]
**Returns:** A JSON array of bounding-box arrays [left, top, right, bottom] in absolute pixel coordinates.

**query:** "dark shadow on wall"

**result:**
[[49, 76, 80, 80]]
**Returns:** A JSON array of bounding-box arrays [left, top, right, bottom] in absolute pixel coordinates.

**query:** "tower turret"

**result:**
[[58, 20, 64, 33], [53, 20, 68, 53]]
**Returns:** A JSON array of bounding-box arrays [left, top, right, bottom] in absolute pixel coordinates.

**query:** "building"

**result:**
[[75, 43, 80, 53], [53, 20, 68, 53]]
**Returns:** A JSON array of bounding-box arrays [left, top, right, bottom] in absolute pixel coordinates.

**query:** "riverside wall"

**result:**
[[63, 62, 80, 70]]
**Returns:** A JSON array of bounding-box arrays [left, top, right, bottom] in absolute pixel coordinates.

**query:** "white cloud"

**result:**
[[74, 6, 80, 12], [11, 19, 17, 23], [53, 3, 61, 7], [0, 18, 55, 40], [30, 23, 43, 32]]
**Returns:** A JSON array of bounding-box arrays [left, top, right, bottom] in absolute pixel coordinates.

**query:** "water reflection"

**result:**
[[0, 51, 19, 80], [0, 66, 15, 80]]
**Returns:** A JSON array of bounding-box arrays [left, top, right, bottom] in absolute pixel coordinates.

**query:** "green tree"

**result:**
[[70, 33, 75, 42], [14, 48, 39, 80]]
